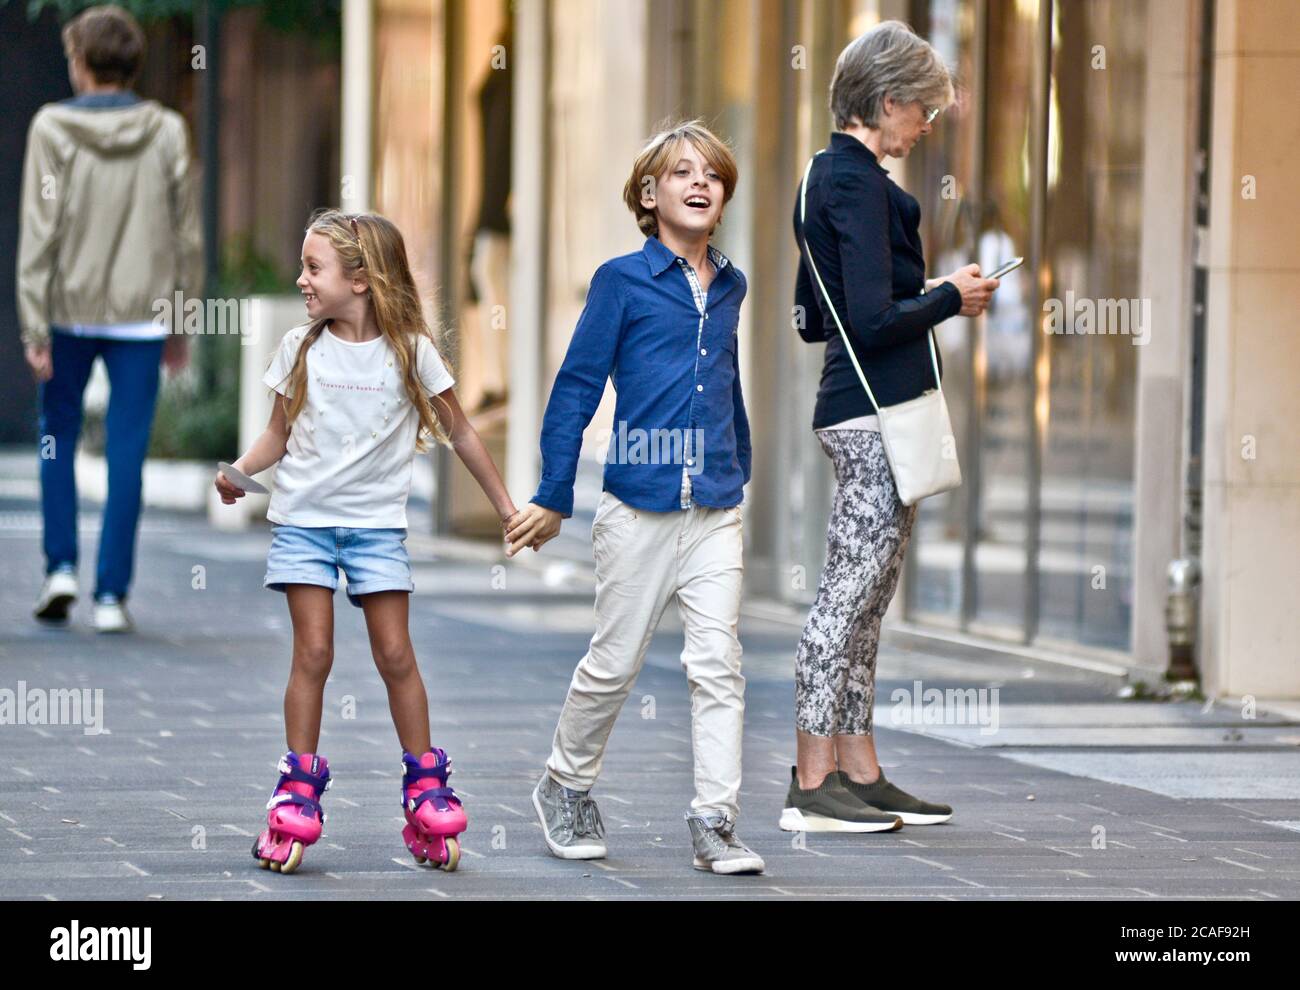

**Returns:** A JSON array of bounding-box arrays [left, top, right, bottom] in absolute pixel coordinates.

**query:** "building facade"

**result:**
[[339, 0, 1300, 699]]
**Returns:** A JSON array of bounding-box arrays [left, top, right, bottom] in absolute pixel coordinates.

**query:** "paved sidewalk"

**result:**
[[1, 478, 1298, 900]]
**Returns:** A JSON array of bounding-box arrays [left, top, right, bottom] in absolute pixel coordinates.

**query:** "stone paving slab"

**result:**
[[2, 494, 1299, 900]]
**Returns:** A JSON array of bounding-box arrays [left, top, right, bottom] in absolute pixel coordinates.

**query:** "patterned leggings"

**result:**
[[794, 429, 917, 736]]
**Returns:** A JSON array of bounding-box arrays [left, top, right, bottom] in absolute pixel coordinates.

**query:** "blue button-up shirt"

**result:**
[[531, 236, 751, 517]]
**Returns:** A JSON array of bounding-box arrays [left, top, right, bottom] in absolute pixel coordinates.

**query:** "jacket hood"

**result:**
[[41, 95, 167, 154]]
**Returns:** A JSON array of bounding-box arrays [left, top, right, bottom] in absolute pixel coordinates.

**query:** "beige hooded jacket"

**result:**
[[16, 96, 204, 348]]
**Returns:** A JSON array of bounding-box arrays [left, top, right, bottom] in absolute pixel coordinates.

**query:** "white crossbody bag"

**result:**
[[799, 154, 962, 506]]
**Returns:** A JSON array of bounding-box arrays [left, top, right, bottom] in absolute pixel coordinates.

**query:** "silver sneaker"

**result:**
[[34, 567, 78, 622], [532, 772, 607, 859], [93, 595, 134, 634], [686, 810, 765, 875]]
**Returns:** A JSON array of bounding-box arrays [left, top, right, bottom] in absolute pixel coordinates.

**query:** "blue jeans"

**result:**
[[39, 329, 164, 601]]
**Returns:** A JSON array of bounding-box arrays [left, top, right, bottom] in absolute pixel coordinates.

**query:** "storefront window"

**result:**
[[908, 0, 980, 623], [967, 0, 1037, 635], [1038, 0, 1143, 650], [906, 0, 1142, 652], [374, 0, 444, 330]]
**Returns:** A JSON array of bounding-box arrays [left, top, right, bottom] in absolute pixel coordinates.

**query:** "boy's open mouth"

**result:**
[[685, 196, 711, 211]]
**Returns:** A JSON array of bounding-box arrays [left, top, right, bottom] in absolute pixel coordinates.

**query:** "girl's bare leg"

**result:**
[[358, 591, 431, 754], [284, 585, 335, 752]]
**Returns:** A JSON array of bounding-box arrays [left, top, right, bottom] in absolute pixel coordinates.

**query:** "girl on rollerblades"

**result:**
[[216, 209, 519, 873]]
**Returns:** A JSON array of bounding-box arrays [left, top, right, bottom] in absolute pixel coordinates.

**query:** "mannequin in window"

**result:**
[[468, 24, 512, 415]]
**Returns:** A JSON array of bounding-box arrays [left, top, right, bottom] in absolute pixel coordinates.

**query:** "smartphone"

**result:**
[[987, 256, 1024, 280]]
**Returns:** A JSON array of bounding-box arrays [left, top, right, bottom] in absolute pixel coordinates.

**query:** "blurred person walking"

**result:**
[[17, 4, 203, 633]]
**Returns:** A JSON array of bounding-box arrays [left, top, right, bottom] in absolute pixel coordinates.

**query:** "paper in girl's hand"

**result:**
[[217, 462, 269, 495]]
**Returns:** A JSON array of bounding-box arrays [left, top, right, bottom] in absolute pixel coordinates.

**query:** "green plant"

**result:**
[[12, 0, 343, 54], [215, 231, 288, 296], [146, 334, 240, 460], [143, 235, 287, 459]]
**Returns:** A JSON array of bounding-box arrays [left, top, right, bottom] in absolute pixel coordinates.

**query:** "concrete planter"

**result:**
[[73, 451, 212, 513], [204, 294, 303, 530]]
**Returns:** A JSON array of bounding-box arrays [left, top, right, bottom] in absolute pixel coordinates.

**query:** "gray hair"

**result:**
[[829, 20, 955, 130]]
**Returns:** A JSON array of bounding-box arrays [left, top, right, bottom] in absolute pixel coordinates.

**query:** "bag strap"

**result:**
[[798, 153, 943, 415]]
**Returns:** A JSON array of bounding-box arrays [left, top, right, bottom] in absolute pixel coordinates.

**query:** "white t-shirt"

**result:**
[[262, 322, 455, 528]]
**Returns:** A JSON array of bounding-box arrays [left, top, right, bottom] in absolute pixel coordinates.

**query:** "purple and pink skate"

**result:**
[[401, 748, 466, 870], [252, 751, 330, 874]]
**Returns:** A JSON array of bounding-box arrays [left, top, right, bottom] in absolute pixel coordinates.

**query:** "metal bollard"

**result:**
[[1165, 558, 1200, 683]]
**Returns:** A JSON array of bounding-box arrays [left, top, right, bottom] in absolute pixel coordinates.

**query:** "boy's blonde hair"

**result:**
[[621, 120, 739, 239], [274, 209, 453, 451]]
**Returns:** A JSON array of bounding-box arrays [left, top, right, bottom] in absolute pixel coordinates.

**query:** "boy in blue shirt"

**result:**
[[506, 121, 761, 874]]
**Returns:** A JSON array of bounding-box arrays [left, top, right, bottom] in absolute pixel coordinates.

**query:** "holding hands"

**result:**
[[505, 503, 562, 557]]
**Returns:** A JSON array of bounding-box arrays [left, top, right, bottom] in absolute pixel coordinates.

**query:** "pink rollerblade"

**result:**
[[401, 748, 467, 870], [252, 752, 330, 874]]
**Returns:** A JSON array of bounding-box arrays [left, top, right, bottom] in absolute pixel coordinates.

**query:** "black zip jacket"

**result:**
[[793, 131, 962, 429]]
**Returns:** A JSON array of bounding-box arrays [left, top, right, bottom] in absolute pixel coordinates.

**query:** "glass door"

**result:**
[[1037, 0, 1144, 650], [966, 0, 1040, 637], [907, 0, 982, 624], [905, 0, 1142, 654]]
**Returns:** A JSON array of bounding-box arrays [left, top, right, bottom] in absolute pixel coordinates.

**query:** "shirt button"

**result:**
[[371, 431, 377, 438], [686, 458, 694, 466], [700, 348, 707, 355], [696, 384, 704, 392]]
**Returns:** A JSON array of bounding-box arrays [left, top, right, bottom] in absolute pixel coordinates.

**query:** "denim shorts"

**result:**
[[264, 525, 414, 607]]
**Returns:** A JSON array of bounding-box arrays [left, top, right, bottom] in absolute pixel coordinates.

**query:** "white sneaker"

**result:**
[[34, 567, 78, 621], [93, 596, 134, 634]]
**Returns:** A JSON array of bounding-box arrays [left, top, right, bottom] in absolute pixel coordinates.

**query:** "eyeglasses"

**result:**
[[921, 104, 941, 124]]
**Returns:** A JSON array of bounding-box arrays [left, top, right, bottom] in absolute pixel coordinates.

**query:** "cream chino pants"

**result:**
[[545, 490, 747, 820]]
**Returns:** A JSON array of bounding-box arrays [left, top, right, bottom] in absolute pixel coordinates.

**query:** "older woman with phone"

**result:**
[[780, 20, 1000, 833]]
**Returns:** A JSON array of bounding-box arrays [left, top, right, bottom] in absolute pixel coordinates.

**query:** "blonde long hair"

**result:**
[[277, 209, 453, 451]]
